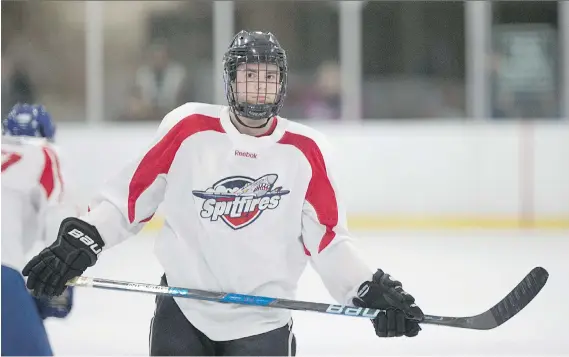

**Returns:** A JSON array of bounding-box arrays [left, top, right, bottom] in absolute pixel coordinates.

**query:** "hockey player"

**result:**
[[22, 31, 424, 356], [2, 104, 75, 356]]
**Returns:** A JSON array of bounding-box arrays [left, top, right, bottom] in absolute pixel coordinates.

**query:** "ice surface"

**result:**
[[44, 229, 569, 355]]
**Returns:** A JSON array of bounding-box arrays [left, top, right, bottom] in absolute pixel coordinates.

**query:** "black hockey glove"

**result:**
[[352, 269, 423, 338], [22, 217, 105, 297]]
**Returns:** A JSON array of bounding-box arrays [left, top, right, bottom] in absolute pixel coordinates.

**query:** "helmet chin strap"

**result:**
[[231, 110, 271, 129]]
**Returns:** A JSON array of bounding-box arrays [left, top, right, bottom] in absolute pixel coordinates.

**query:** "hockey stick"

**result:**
[[66, 266, 548, 330]]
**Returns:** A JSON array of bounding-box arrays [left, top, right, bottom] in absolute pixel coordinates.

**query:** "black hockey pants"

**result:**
[[149, 274, 296, 356]]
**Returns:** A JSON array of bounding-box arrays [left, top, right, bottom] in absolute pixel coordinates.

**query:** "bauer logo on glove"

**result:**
[[67, 228, 103, 255]]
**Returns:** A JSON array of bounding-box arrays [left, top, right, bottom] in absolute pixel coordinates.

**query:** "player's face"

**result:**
[[234, 62, 281, 105]]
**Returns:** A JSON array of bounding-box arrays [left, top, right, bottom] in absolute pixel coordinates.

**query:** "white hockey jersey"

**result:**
[[1, 136, 66, 271], [81, 102, 373, 341]]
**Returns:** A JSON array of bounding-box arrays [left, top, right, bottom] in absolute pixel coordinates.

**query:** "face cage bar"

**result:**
[[224, 54, 288, 119]]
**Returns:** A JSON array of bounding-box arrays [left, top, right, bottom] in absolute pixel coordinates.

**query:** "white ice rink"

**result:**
[[44, 229, 569, 356]]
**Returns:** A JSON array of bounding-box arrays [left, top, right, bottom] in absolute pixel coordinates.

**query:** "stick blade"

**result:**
[[487, 266, 549, 328], [422, 267, 549, 330]]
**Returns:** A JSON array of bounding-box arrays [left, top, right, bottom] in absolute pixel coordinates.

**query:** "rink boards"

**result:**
[[55, 120, 569, 230]]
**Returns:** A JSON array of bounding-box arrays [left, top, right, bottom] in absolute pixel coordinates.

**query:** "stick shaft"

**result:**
[[68, 266, 548, 330], [67, 276, 385, 319]]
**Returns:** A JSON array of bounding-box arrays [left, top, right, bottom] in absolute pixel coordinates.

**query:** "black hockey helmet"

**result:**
[[223, 30, 288, 121]]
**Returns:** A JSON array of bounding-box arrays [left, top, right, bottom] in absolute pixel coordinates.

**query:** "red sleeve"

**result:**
[[278, 131, 339, 254], [127, 114, 225, 223], [80, 110, 225, 249], [279, 130, 372, 305]]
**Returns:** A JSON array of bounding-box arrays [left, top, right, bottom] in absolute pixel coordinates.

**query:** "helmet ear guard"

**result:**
[[223, 31, 288, 121]]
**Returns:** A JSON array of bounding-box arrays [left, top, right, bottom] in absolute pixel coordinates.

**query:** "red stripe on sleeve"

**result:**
[[278, 132, 338, 254], [43, 146, 64, 200], [303, 244, 312, 256], [128, 115, 224, 223], [1, 150, 22, 172], [140, 214, 155, 223], [40, 148, 55, 199]]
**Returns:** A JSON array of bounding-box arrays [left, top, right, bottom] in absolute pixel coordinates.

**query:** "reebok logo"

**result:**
[[235, 150, 257, 159]]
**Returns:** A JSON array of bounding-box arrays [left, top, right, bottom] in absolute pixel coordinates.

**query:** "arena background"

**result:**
[[2, 1, 568, 355]]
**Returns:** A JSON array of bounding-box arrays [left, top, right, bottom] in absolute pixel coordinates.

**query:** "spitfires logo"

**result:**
[[192, 174, 290, 230]]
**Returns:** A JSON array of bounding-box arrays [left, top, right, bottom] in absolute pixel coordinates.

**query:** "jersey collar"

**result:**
[[219, 106, 287, 148]]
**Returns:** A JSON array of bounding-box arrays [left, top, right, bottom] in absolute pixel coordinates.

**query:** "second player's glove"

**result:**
[[34, 286, 74, 319], [22, 217, 104, 297], [353, 269, 423, 338]]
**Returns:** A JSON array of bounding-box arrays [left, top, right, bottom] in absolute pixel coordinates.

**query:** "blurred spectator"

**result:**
[[491, 1, 560, 119], [300, 61, 341, 120], [2, 57, 36, 118], [429, 81, 465, 118], [118, 41, 191, 121]]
